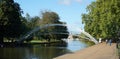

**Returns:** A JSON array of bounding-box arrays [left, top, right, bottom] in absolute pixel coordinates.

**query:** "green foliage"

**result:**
[[0, 0, 69, 43], [82, 0, 120, 41], [40, 11, 69, 41], [0, 0, 23, 42], [22, 11, 69, 42], [23, 13, 41, 29]]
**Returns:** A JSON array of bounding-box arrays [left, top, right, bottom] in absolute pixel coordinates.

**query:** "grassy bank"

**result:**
[[80, 39, 95, 46], [2, 39, 67, 47], [28, 39, 61, 43]]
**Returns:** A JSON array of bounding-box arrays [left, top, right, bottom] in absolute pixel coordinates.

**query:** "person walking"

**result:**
[[99, 38, 102, 43], [116, 39, 120, 59], [109, 39, 112, 46], [106, 39, 108, 44]]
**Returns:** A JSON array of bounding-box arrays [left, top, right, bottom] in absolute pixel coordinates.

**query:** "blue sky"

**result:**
[[14, 0, 95, 34]]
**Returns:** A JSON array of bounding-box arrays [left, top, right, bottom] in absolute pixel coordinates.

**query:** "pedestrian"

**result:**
[[116, 39, 120, 59], [109, 39, 112, 46], [106, 39, 108, 44], [99, 38, 102, 43]]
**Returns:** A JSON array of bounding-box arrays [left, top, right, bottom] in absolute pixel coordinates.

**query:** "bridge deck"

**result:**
[[54, 42, 119, 59]]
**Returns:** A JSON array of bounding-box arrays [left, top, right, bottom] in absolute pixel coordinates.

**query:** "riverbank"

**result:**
[[54, 42, 118, 59], [1, 40, 67, 47]]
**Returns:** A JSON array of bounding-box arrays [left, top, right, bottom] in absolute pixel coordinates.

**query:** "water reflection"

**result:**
[[67, 39, 87, 52], [0, 47, 71, 59], [0, 39, 88, 59]]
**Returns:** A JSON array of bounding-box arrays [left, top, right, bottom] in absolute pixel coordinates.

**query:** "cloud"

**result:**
[[58, 0, 83, 5], [75, 0, 82, 3], [59, 0, 71, 5]]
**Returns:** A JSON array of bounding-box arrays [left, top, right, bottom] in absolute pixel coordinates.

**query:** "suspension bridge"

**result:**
[[16, 24, 98, 44]]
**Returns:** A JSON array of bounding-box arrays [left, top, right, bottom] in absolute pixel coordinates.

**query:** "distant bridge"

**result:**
[[16, 24, 98, 44]]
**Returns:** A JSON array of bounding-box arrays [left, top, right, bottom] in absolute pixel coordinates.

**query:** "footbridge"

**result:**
[[16, 24, 98, 44]]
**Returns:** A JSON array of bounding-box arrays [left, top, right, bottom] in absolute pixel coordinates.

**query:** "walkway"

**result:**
[[54, 42, 118, 59]]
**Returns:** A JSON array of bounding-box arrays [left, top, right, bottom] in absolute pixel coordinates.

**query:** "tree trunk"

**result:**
[[48, 39, 50, 43], [0, 36, 3, 44]]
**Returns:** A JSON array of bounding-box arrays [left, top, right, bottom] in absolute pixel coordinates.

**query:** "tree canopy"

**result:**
[[0, 0, 23, 42], [40, 11, 69, 41], [0, 0, 69, 43], [82, 0, 120, 41], [21, 11, 69, 42]]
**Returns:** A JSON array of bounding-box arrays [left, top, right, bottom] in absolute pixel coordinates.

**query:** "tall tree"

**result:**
[[82, 0, 120, 41], [40, 11, 69, 41], [30, 16, 41, 29], [0, 0, 23, 42]]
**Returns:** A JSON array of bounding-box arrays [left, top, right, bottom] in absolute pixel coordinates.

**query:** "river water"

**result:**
[[0, 39, 90, 59]]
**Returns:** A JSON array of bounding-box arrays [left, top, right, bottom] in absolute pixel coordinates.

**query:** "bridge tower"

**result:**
[[67, 33, 73, 39]]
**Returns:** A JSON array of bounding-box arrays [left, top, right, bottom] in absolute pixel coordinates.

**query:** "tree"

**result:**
[[23, 13, 41, 29], [30, 16, 41, 28], [0, 0, 23, 43], [82, 0, 120, 41], [40, 11, 69, 42]]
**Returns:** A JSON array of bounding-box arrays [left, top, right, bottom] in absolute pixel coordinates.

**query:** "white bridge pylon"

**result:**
[[79, 29, 98, 44], [67, 24, 98, 44]]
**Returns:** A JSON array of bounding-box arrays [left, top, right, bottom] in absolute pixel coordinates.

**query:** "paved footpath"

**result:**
[[54, 42, 119, 59]]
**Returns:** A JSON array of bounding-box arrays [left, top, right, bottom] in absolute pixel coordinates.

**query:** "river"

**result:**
[[0, 39, 90, 59]]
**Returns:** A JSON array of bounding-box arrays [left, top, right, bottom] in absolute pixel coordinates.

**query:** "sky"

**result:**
[[14, 0, 95, 34]]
